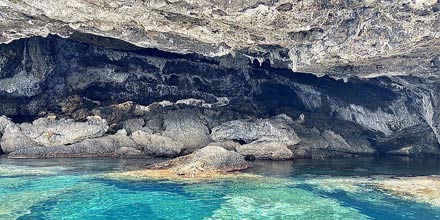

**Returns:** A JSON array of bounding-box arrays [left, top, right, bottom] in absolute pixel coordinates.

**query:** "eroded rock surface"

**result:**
[[0, 0, 439, 78], [0, 34, 439, 158], [211, 114, 301, 146], [142, 145, 251, 178]]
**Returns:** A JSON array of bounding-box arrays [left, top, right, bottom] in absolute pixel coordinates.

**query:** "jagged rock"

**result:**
[[146, 146, 251, 178], [131, 131, 184, 157], [211, 114, 300, 146], [236, 142, 294, 160]]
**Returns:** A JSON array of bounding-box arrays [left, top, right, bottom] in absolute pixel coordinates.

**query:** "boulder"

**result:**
[[0, 123, 40, 154], [147, 145, 251, 178], [19, 116, 108, 146], [1, 116, 109, 155], [377, 124, 440, 157], [131, 131, 184, 157], [122, 118, 145, 134], [236, 142, 294, 160], [0, 115, 14, 135], [162, 110, 211, 152], [211, 114, 300, 146], [8, 133, 145, 158], [322, 130, 376, 155]]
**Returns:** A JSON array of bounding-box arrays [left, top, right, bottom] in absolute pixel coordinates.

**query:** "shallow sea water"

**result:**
[[0, 156, 439, 220]]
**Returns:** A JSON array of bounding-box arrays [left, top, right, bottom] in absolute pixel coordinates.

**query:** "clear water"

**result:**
[[0, 156, 439, 220]]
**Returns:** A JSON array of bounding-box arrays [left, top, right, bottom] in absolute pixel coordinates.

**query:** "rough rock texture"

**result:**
[[0, 116, 108, 153], [0, 0, 439, 78], [0, 34, 440, 158], [131, 131, 183, 157], [162, 110, 211, 152], [146, 145, 251, 178], [0, 115, 13, 135], [9, 132, 144, 158], [211, 114, 301, 146]]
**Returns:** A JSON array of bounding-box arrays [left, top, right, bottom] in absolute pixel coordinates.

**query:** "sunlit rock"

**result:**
[[112, 146, 251, 179]]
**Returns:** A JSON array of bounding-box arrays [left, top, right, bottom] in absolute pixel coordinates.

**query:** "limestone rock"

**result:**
[[131, 131, 184, 157], [377, 124, 440, 157], [122, 118, 145, 134], [211, 114, 300, 146], [0, 116, 13, 135], [147, 146, 251, 178], [116, 147, 145, 157], [0, 123, 40, 154], [162, 110, 211, 152], [19, 116, 109, 146], [1, 116, 108, 154], [322, 130, 376, 155], [8, 133, 145, 158], [1, 0, 438, 78]]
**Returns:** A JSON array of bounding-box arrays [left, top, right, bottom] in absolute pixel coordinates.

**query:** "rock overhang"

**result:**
[[0, 0, 439, 78]]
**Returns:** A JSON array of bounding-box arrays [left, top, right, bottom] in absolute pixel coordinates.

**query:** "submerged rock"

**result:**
[[374, 176, 440, 208]]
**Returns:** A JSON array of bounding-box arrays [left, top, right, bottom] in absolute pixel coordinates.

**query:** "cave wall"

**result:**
[[0, 34, 439, 157]]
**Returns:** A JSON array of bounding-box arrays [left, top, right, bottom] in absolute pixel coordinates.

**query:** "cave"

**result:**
[[0, 33, 439, 159], [1, 1, 440, 218]]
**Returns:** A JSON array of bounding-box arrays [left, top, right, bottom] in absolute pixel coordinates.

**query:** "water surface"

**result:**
[[0, 156, 439, 220]]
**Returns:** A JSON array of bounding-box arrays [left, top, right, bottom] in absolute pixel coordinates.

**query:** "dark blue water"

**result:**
[[0, 156, 439, 220]]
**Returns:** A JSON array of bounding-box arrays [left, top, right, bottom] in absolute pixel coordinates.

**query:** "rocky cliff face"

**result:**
[[1, 1, 439, 159], [0, 34, 439, 158], [0, 0, 439, 78]]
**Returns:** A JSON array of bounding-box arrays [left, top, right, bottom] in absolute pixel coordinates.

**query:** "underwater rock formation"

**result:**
[[0, 34, 439, 159]]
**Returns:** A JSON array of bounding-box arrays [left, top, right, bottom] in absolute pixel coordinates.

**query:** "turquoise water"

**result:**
[[0, 157, 439, 220]]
